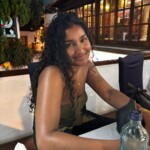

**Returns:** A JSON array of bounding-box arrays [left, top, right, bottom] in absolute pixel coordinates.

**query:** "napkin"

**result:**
[[14, 142, 27, 150]]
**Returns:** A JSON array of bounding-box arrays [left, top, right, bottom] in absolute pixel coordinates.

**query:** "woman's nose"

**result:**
[[74, 42, 83, 52]]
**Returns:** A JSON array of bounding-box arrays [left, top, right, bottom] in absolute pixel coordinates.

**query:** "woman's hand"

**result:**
[[139, 107, 150, 146]]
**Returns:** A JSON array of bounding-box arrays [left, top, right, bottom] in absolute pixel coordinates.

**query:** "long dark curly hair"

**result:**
[[30, 12, 93, 111]]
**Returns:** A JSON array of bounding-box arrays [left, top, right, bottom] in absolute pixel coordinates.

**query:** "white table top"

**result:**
[[92, 50, 126, 62], [79, 122, 120, 140]]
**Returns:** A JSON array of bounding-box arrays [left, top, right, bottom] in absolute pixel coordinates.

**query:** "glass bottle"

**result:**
[[120, 109, 149, 150]]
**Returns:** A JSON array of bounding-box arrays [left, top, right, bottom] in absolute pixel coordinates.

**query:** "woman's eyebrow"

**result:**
[[80, 34, 88, 40], [80, 34, 87, 38], [65, 34, 87, 43], [65, 40, 74, 43]]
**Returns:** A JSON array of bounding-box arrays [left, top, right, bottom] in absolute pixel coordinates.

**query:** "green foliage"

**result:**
[[0, 0, 43, 67], [0, 0, 44, 35], [20, 0, 30, 26], [11, 0, 31, 26], [0, 0, 11, 23], [11, 0, 19, 16], [0, 46, 6, 64], [4, 39, 33, 67], [29, 0, 43, 29], [0, 28, 8, 64], [0, 32, 33, 66], [1, 0, 44, 29]]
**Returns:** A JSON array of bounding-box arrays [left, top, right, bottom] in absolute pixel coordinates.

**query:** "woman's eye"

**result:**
[[65, 43, 73, 49], [81, 37, 87, 43]]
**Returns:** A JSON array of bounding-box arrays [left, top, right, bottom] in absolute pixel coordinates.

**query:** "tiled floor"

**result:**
[[0, 136, 37, 150]]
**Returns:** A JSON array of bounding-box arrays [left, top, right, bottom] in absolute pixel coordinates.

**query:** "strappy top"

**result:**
[[59, 92, 96, 131], [33, 92, 97, 146]]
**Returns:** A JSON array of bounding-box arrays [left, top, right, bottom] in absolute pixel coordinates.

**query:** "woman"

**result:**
[[30, 12, 150, 150]]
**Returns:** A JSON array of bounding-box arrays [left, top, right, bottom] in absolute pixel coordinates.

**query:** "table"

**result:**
[[79, 122, 120, 140]]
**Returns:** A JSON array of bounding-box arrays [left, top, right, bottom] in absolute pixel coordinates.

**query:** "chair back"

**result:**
[[118, 52, 144, 98], [28, 62, 39, 89]]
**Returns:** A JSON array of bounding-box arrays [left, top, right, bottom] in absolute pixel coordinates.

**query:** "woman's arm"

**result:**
[[35, 66, 120, 150], [86, 62, 150, 146], [86, 62, 130, 109], [138, 107, 150, 145]]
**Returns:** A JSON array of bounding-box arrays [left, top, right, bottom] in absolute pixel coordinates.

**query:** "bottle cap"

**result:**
[[130, 109, 142, 121]]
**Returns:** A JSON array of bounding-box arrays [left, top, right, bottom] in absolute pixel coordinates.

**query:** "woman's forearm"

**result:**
[[108, 89, 130, 109], [36, 130, 120, 150]]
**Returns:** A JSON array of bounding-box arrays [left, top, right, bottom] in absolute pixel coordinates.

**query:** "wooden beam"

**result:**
[[52, 0, 94, 11]]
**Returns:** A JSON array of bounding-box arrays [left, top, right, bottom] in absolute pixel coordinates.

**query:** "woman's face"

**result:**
[[65, 25, 91, 66]]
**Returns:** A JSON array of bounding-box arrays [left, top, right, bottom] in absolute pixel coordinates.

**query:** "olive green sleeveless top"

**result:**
[[59, 92, 96, 132]]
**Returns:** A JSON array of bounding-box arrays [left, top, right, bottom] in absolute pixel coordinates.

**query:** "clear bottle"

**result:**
[[120, 109, 149, 150]]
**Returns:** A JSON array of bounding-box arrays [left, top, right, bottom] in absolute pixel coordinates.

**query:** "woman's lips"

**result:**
[[74, 54, 86, 60]]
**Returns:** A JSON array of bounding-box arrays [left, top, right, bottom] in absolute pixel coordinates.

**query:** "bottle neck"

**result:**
[[129, 110, 142, 126], [130, 119, 142, 126]]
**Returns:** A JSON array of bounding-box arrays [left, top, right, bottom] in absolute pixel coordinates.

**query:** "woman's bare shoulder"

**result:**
[[39, 65, 64, 83], [43, 65, 61, 73], [87, 60, 95, 70], [42, 65, 62, 74]]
